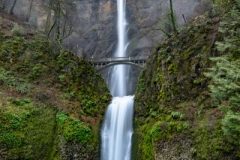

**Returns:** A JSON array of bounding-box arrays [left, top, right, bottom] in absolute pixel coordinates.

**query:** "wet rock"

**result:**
[[58, 136, 100, 160], [154, 135, 193, 160], [6, 0, 208, 58]]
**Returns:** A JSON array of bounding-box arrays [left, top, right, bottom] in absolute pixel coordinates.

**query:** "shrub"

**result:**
[[56, 112, 94, 145], [11, 24, 25, 36], [205, 56, 240, 145], [0, 67, 7, 85], [221, 111, 240, 143], [171, 111, 184, 120], [15, 83, 33, 94]]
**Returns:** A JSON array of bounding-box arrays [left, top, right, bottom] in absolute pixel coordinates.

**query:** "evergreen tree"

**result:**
[[205, 56, 240, 143], [205, 1, 240, 143]]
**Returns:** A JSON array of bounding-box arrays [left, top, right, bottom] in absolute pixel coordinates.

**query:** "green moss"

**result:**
[[135, 117, 191, 160], [192, 124, 236, 159], [134, 6, 240, 159], [0, 97, 55, 159], [0, 18, 111, 159], [167, 63, 177, 73], [56, 112, 94, 145], [139, 124, 155, 160]]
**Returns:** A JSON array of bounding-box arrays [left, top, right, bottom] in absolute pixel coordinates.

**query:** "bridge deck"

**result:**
[[89, 56, 148, 64], [88, 56, 148, 71]]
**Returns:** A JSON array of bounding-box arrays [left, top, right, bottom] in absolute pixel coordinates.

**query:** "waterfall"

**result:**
[[101, 96, 134, 160], [101, 0, 134, 160]]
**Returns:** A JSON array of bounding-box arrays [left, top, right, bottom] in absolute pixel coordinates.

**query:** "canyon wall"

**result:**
[[2, 0, 209, 58]]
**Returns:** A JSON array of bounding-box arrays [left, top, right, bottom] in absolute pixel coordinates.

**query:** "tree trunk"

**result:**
[[56, 0, 61, 42], [10, 0, 17, 15], [27, 0, 34, 22], [45, 0, 53, 33], [169, 0, 177, 34]]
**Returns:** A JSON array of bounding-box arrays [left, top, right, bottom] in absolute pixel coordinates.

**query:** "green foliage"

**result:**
[[138, 77, 146, 92], [205, 57, 240, 143], [182, 122, 189, 130], [15, 82, 33, 94], [136, 119, 191, 160], [11, 23, 25, 36], [0, 67, 7, 85], [56, 112, 93, 145], [0, 97, 55, 159], [56, 51, 110, 116], [140, 124, 155, 160], [215, 8, 240, 58], [205, 57, 240, 106], [0, 31, 110, 116], [0, 18, 110, 159], [193, 126, 223, 159], [0, 68, 33, 94], [203, 6, 240, 156], [134, 2, 240, 159], [221, 111, 240, 142], [1, 133, 22, 148], [82, 97, 97, 116], [31, 63, 47, 79], [171, 111, 184, 120], [213, 0, 239, 14]]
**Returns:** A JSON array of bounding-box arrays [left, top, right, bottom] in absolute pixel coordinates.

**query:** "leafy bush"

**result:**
[[222, 111, 240, 141], [0, 18, 110, 159], [0, 96, 55, 159], [0, 68, 33, 94], [171, 111, 184, 120], [215, 8, 240, 59], [15, 82, 33, 94], [0, 67, 7, 85], [56, 112, 93, 145], [0, 133, 22, 148], [205, 7, 240, 145], [11, 24, 25, 36], [205, 57, 240, 106], [205, 57, 240, 146], [204, 7, 240, 152]]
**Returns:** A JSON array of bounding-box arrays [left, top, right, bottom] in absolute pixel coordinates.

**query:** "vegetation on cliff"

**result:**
[[134, 1, 240, 159], [0, 15, 111, 159]]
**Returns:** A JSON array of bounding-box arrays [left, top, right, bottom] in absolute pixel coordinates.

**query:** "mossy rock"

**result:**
[[0, 17, 111, 159], [134, 8, 240, 160]]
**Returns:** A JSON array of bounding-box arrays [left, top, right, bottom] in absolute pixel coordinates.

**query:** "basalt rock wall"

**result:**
[[3, 0, 209, 58]]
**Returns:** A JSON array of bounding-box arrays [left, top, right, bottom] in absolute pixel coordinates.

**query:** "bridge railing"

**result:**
[[89, 56, 148, 63]]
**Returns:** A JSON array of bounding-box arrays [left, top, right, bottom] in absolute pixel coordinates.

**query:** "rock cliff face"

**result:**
[[0, 15, 111, 160], [3, 0, 208, 58], [127, 0, 210, 57], [133, 2, 240, 158], [2, 0, 209, 94]]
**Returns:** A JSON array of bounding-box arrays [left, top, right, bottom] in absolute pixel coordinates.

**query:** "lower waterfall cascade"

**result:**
[[101, 96, 134, 160]]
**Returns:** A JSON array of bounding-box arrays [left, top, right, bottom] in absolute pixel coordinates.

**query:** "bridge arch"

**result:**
[[89, 56, 148, 72], [96, 62, 144, 72]]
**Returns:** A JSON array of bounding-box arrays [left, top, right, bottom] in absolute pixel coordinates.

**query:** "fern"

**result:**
[[205, 56, 240, 141], [205, 57, 240, 104], [15, 83, 33, 94], [215, 9, 240, 58], [0, 68, 7, 85], [213, 0, 236, 13], [221, 111, 240, 143]]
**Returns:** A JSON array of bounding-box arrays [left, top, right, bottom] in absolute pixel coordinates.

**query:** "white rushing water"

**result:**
[[101, 96, 134, 160], [101, 0, 134, 160]]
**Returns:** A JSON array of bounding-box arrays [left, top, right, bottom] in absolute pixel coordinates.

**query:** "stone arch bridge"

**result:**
[[89, 56, 148, 71]]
